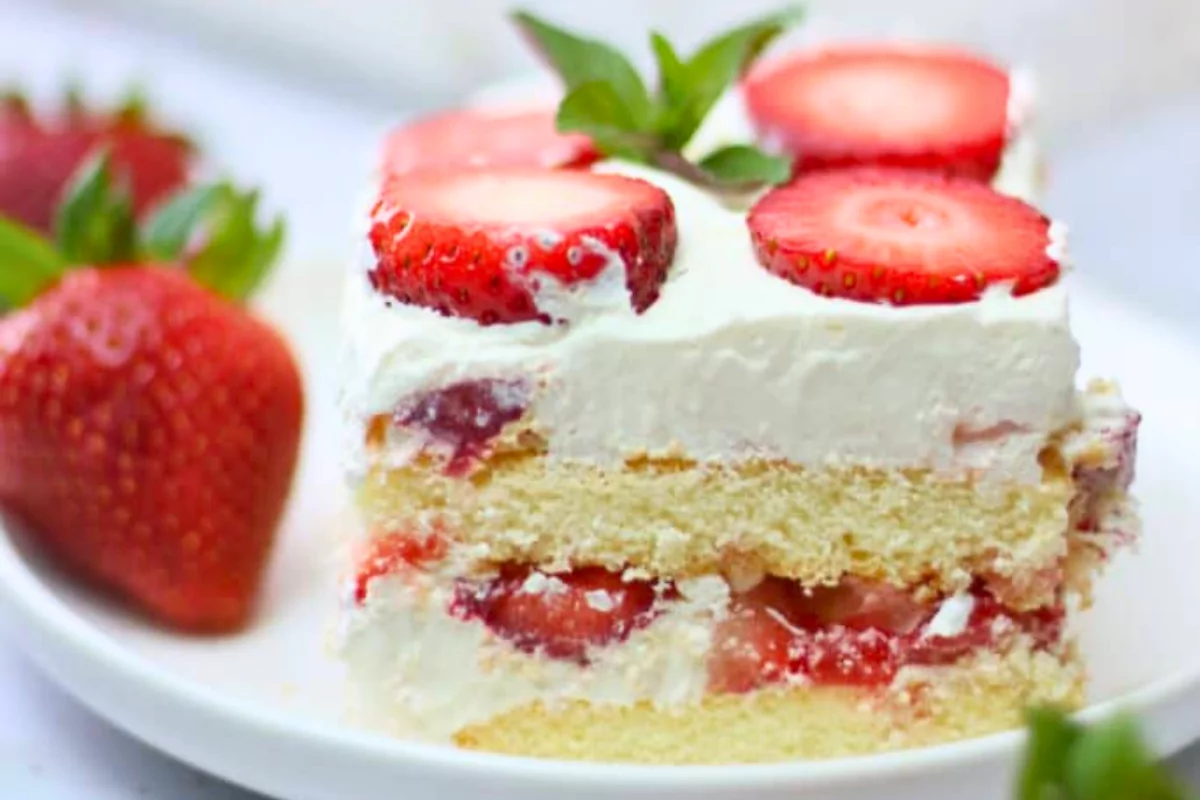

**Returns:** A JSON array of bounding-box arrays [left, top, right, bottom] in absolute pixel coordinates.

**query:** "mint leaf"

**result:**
[[650, 32, 689, 114], [53, 150, 138, 265], [1019, 707, 1084, 800], [140, 184, 226, 262], [698, 145, 791, 186], [1064, 714, 1191, 800], [558, 82, 655, 161], [187, 188, 285, 302], [517, 7, 804, 197], [663, 6, 804, 148], [0, 217, 67, 307], [512, 11, 653, 130]]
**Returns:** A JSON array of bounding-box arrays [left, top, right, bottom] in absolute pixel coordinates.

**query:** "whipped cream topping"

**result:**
[[341, 161, 1079, 483]]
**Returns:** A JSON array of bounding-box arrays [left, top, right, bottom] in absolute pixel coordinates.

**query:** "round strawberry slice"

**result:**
[[747, 168, 1059, 305], [368, 168, 677, 324], [381, 107, 599, 176], [743, 45, 1010, 181]]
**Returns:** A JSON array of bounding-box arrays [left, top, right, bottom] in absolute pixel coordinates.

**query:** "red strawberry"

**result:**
[[354, 530, 447, 603], [806, 577, 931, 634], [743, 45, 1010, 181], [747, 168, 1060, 305], [452, 565, 663, 662], [708, 578, 808, 693], [0, 155, 299, 632], [906, 592, 1065, 666], [0, 88, 193, 235], [368, 167, 677, 325], [382, 107, 599, 175]]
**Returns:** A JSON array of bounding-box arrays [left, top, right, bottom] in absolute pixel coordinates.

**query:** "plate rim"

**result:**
[[1, 519, 1199, 793]]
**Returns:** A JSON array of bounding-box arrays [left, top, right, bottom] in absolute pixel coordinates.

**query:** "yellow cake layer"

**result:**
[[358, 451, 1076, 601], [454, 643, 1083, 764]]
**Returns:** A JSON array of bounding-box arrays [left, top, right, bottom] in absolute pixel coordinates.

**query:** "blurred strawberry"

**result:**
[[0, 154, 300, 632], [0, 86, 193, 235]]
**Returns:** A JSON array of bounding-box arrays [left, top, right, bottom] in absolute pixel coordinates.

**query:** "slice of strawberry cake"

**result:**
[[336, 14, 1140, 765]]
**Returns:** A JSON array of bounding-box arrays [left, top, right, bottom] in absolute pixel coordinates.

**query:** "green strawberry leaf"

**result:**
[[114, 84, 150, 126], [186, 187, 285, 302], [1019, 707, 1084, 800], [512, 11, 654, 131], [53, 150, 139, 266], [558, 82, 656, 161], [140, 183, 226, 262], [0, 217, 68, 307], [1, 88, 30, 119], [662, 6, 803, 149], [63, 77, 86, 120], [1064, 714, 1191, 800], [698, 144, 792, 187]]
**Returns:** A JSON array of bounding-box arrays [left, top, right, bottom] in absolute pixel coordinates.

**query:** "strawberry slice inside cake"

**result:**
[[337, 19, 1139, 766]]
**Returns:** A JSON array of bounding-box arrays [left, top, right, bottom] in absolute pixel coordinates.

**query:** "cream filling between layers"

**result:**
[[340, 570, 1062, 742], [341, 572, 724, 741], [341, 162, 1078, 484]]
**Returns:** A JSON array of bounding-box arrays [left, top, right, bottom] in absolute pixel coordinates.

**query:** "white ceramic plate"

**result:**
[[0, 261, 1198, 800]]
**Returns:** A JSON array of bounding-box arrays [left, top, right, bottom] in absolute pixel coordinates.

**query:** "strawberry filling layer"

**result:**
[[391, 379, 529, 475], [353, 538, 1064, 693], [707, 576, 1061, 693]]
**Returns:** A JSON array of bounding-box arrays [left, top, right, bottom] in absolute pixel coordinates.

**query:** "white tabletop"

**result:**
[[1, 1, 1198, 797]]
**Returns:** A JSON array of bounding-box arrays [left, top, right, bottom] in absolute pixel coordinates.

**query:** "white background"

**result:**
[[0, 0, 1199, 797]]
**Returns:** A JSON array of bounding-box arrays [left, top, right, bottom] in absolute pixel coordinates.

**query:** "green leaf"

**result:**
[[114, 84, 150, 126], [0, 217, 68, 307], [186, 187, 286, 302], [1018, 707, 1084, 800], [1, 88, 30, 119], [53, 150, 138, 265], [1064, 714, 1191, 800], [63, 78, 86, 119], [649, 32, 691, 140], [697, 144, 791, 186], [664, 6, 804, 148], [140, 184, 226, 262], [558, 82, 655, 161], [511, 10, 654, 130], [650, 32, 689, 108]]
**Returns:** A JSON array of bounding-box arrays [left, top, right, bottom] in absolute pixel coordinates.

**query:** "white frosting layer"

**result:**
[[340, 162, 1078, 483]]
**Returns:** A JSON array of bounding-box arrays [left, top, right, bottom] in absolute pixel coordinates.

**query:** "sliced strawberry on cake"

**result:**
[[743, 45, 1012, 181], [368, 167, 677, 324], [382, 107, 599, 176], [747, 167, 1060, 305]]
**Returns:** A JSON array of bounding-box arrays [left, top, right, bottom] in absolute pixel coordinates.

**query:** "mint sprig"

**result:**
[[1019, 707, 1193, 800], [0, 152, 284, 308], [513, 7, 803, 195]]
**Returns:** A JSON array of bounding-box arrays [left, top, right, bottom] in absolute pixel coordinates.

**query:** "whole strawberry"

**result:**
[[0, 87, 193, 235], [0, 155, 300, 632]]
